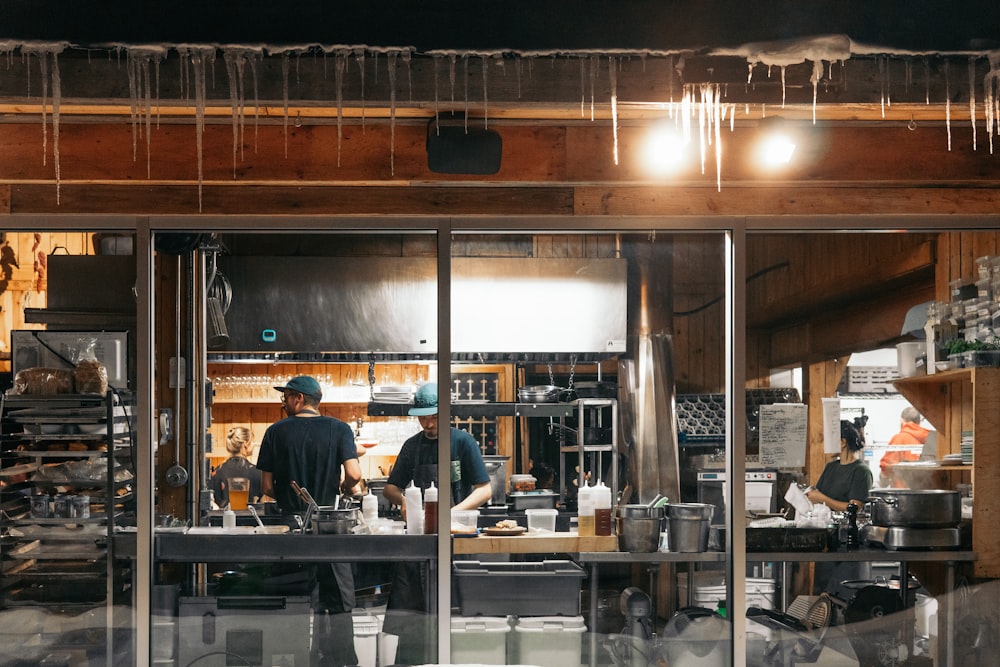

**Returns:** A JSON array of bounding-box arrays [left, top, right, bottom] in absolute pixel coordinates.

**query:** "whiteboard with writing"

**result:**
[[759, 403, 808, 468]]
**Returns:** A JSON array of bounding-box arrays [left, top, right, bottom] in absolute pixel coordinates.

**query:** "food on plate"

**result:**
[[494, 519, 519, 529]]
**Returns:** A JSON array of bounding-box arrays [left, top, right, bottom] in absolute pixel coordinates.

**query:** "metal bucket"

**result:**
[[667, 503, 713, 552], [616, 505, 664, 552]]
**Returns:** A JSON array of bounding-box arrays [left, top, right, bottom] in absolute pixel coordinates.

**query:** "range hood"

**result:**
[[217, 256, 626, 359]]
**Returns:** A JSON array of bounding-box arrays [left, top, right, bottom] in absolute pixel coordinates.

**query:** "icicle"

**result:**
[[698, 85, 707, 175], [780, 65, 787, 108], [715, 87, 723, 193], [924, 58, 930, 105], [432, 55, 440, 128], [879, 56, 886, 118], [388, 51, 397, 176], [188, 47, 212, 213], [335, 51, 346, 167], [37, 50, 49, 168], [969, 57, 977, 151], [224, 51, 239, 177], [463, 55, 469, 131], [810, 59, 822, 124], [281, 52, 290, 158], [481, 55, 489, 129], [516, 55, 522, 99], [609, 56, 619, 166], [126, 50, 139, 163], [589, 55, 598, 122], [355, 48, 367, 130], [579, 57, 586, 118], [945, 59, 952, 151], [448, 53, 457, 103], [143, 56, 153, 176], [886, 55, 892, 108], [249, 53, 260, 153], [403, 50, 412, 102], [669, 55, 675, 107], [51, 50, 61, 205]]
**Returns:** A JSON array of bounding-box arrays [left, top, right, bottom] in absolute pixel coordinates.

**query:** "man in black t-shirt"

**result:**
[[258, 375, 361, 667]]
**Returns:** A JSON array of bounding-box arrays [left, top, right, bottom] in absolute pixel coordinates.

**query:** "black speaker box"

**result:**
[[426, 115, 502, 174]]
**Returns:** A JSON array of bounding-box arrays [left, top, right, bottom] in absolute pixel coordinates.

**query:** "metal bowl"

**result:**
[[518, 385, 563, 402]]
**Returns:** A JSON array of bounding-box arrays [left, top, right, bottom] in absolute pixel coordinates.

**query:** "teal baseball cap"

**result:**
[[408, 383, 438, 416]]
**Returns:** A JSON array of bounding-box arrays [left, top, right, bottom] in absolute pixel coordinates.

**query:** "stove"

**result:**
[[861, 524, 961, 550]]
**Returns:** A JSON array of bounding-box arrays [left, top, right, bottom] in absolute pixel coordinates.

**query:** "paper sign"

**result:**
[[758, 403, 807, 467], [822, 397, 841, 454]]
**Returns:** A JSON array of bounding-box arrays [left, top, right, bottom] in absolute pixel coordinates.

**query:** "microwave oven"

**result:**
[[11, 330, 130, 389]]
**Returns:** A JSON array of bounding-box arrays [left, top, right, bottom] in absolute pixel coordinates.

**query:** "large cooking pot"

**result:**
[[867, 489, 961, 528], [311, 507, 359, 534]]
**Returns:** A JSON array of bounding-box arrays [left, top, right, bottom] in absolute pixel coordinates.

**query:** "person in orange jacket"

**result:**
[[879, 407, 929, 487]]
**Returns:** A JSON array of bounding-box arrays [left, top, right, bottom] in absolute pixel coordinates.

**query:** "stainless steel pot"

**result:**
[[867, 489, 961, 528], [518, 385, 567, 403], [311, 507, 359, 534]]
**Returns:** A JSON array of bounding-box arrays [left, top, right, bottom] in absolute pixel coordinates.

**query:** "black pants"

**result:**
[[383, 561, 435, 666]]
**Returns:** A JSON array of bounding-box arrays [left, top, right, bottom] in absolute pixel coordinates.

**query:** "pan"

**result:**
[[518, 385, 570, 403]]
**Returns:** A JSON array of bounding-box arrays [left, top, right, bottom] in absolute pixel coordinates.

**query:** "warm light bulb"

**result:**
[[643, 124, 689, 174], [758, 133, 796, 167]]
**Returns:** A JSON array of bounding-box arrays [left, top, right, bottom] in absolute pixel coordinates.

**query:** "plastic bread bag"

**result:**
[[73, 339, 109, 395], [13, 367, 75, 394]]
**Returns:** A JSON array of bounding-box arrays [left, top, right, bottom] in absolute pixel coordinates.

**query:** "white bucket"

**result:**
[[451, 615, 511, 664], [897, 341, 925, 378], [511, 615, 586, 667]]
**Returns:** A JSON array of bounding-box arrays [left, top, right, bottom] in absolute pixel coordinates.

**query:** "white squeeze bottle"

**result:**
[[362, 489, 378, 524], [594, 481, 613, 536], [577, 482, 595, 537], [404, 481, 424, 535]]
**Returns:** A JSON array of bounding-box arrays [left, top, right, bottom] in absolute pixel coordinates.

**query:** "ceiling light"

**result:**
[[643, 123, 690, 174]]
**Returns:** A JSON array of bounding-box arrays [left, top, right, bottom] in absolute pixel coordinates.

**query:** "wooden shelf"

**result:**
[[893, 366, 1000, 578]]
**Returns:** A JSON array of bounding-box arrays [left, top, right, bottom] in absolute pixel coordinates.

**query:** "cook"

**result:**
[[257, 375, 362, 667], [806, 419, 874, 594], [382, 382, 492, 665]]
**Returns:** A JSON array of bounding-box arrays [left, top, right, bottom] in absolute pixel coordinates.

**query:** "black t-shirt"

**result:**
[[211, 456, 263, 507], [257, 415, 357, 512]]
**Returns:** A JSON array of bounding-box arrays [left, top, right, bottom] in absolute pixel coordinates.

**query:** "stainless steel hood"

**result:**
[[218, 255, 627, 357]]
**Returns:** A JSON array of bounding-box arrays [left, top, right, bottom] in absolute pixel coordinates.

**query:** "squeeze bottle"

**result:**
[[404, 482, 424, 535], [362, 489, 379, 524], [594, 481, 613, 536], [577, 483, 595, 537], [424, 482, 439, 534], [222, 509, 236, 529]]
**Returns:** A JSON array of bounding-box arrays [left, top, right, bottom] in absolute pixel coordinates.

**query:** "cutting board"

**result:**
[[452, 531, 617, 554]]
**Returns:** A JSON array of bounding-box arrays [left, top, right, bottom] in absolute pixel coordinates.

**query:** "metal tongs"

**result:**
[[291, 481, 319, 534]]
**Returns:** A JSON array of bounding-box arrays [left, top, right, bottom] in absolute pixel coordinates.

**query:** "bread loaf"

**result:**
[[75, 359, 108, 395], [13, 368, 75, 395]]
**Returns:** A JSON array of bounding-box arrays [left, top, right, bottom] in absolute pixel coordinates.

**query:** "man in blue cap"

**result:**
[[383, 382, 491, 664], [257, 375, 361, 667]]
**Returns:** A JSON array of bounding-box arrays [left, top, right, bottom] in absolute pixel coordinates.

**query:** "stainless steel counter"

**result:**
[[155, 533, 437, 562]]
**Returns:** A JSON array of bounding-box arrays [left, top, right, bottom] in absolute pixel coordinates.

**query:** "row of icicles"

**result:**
[[7, 45, 1000, 209]]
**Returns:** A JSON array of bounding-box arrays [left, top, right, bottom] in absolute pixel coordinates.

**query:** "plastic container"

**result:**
[[222, 509, 236, 528], [352, 613, 378, 667], [453, 560, 586, 616], [451, 509, 480, 533], [423, 482, 438, 534], [510, 474, 537, 493], [511, 616, 586, 667], [897, 341, 925, 378], [451, 615, 511, 665], [526, 508, 558, 532]]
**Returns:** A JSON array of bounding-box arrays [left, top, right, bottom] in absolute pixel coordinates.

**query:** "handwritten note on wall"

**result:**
[[759, 403, 808, 468]]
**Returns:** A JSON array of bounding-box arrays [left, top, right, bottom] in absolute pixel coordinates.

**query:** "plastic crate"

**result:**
[[453, 560, 586, 616]]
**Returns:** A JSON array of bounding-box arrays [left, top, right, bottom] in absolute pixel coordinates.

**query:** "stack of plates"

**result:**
[[961, 431, 974, 464], [372, 385, 414, 403]]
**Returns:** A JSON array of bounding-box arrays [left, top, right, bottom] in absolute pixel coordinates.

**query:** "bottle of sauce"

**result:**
[[362, 489, 379, 525], [594, 481, 613, 536], [404, 482, 424, 535], [424, 482, 438, 534], [577, 483, 595, 537]]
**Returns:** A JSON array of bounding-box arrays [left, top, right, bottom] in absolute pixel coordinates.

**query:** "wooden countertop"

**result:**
[[452, 530, 618, 554]]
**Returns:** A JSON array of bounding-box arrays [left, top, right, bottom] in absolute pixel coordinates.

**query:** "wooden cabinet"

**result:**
[[893, 367, 1000, 577]]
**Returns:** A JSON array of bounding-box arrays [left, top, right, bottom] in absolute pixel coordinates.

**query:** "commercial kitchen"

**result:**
[[1, 3, 1000, 667]]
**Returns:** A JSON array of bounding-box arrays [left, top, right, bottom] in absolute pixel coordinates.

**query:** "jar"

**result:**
[[510, 474, 536, 493]]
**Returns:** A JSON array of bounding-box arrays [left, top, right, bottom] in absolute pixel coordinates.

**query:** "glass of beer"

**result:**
[[229, 477, 250, 511]]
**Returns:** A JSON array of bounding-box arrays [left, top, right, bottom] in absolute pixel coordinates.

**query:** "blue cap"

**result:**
[[408, 383, 438, 416], [274, 375, 323, 400]]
